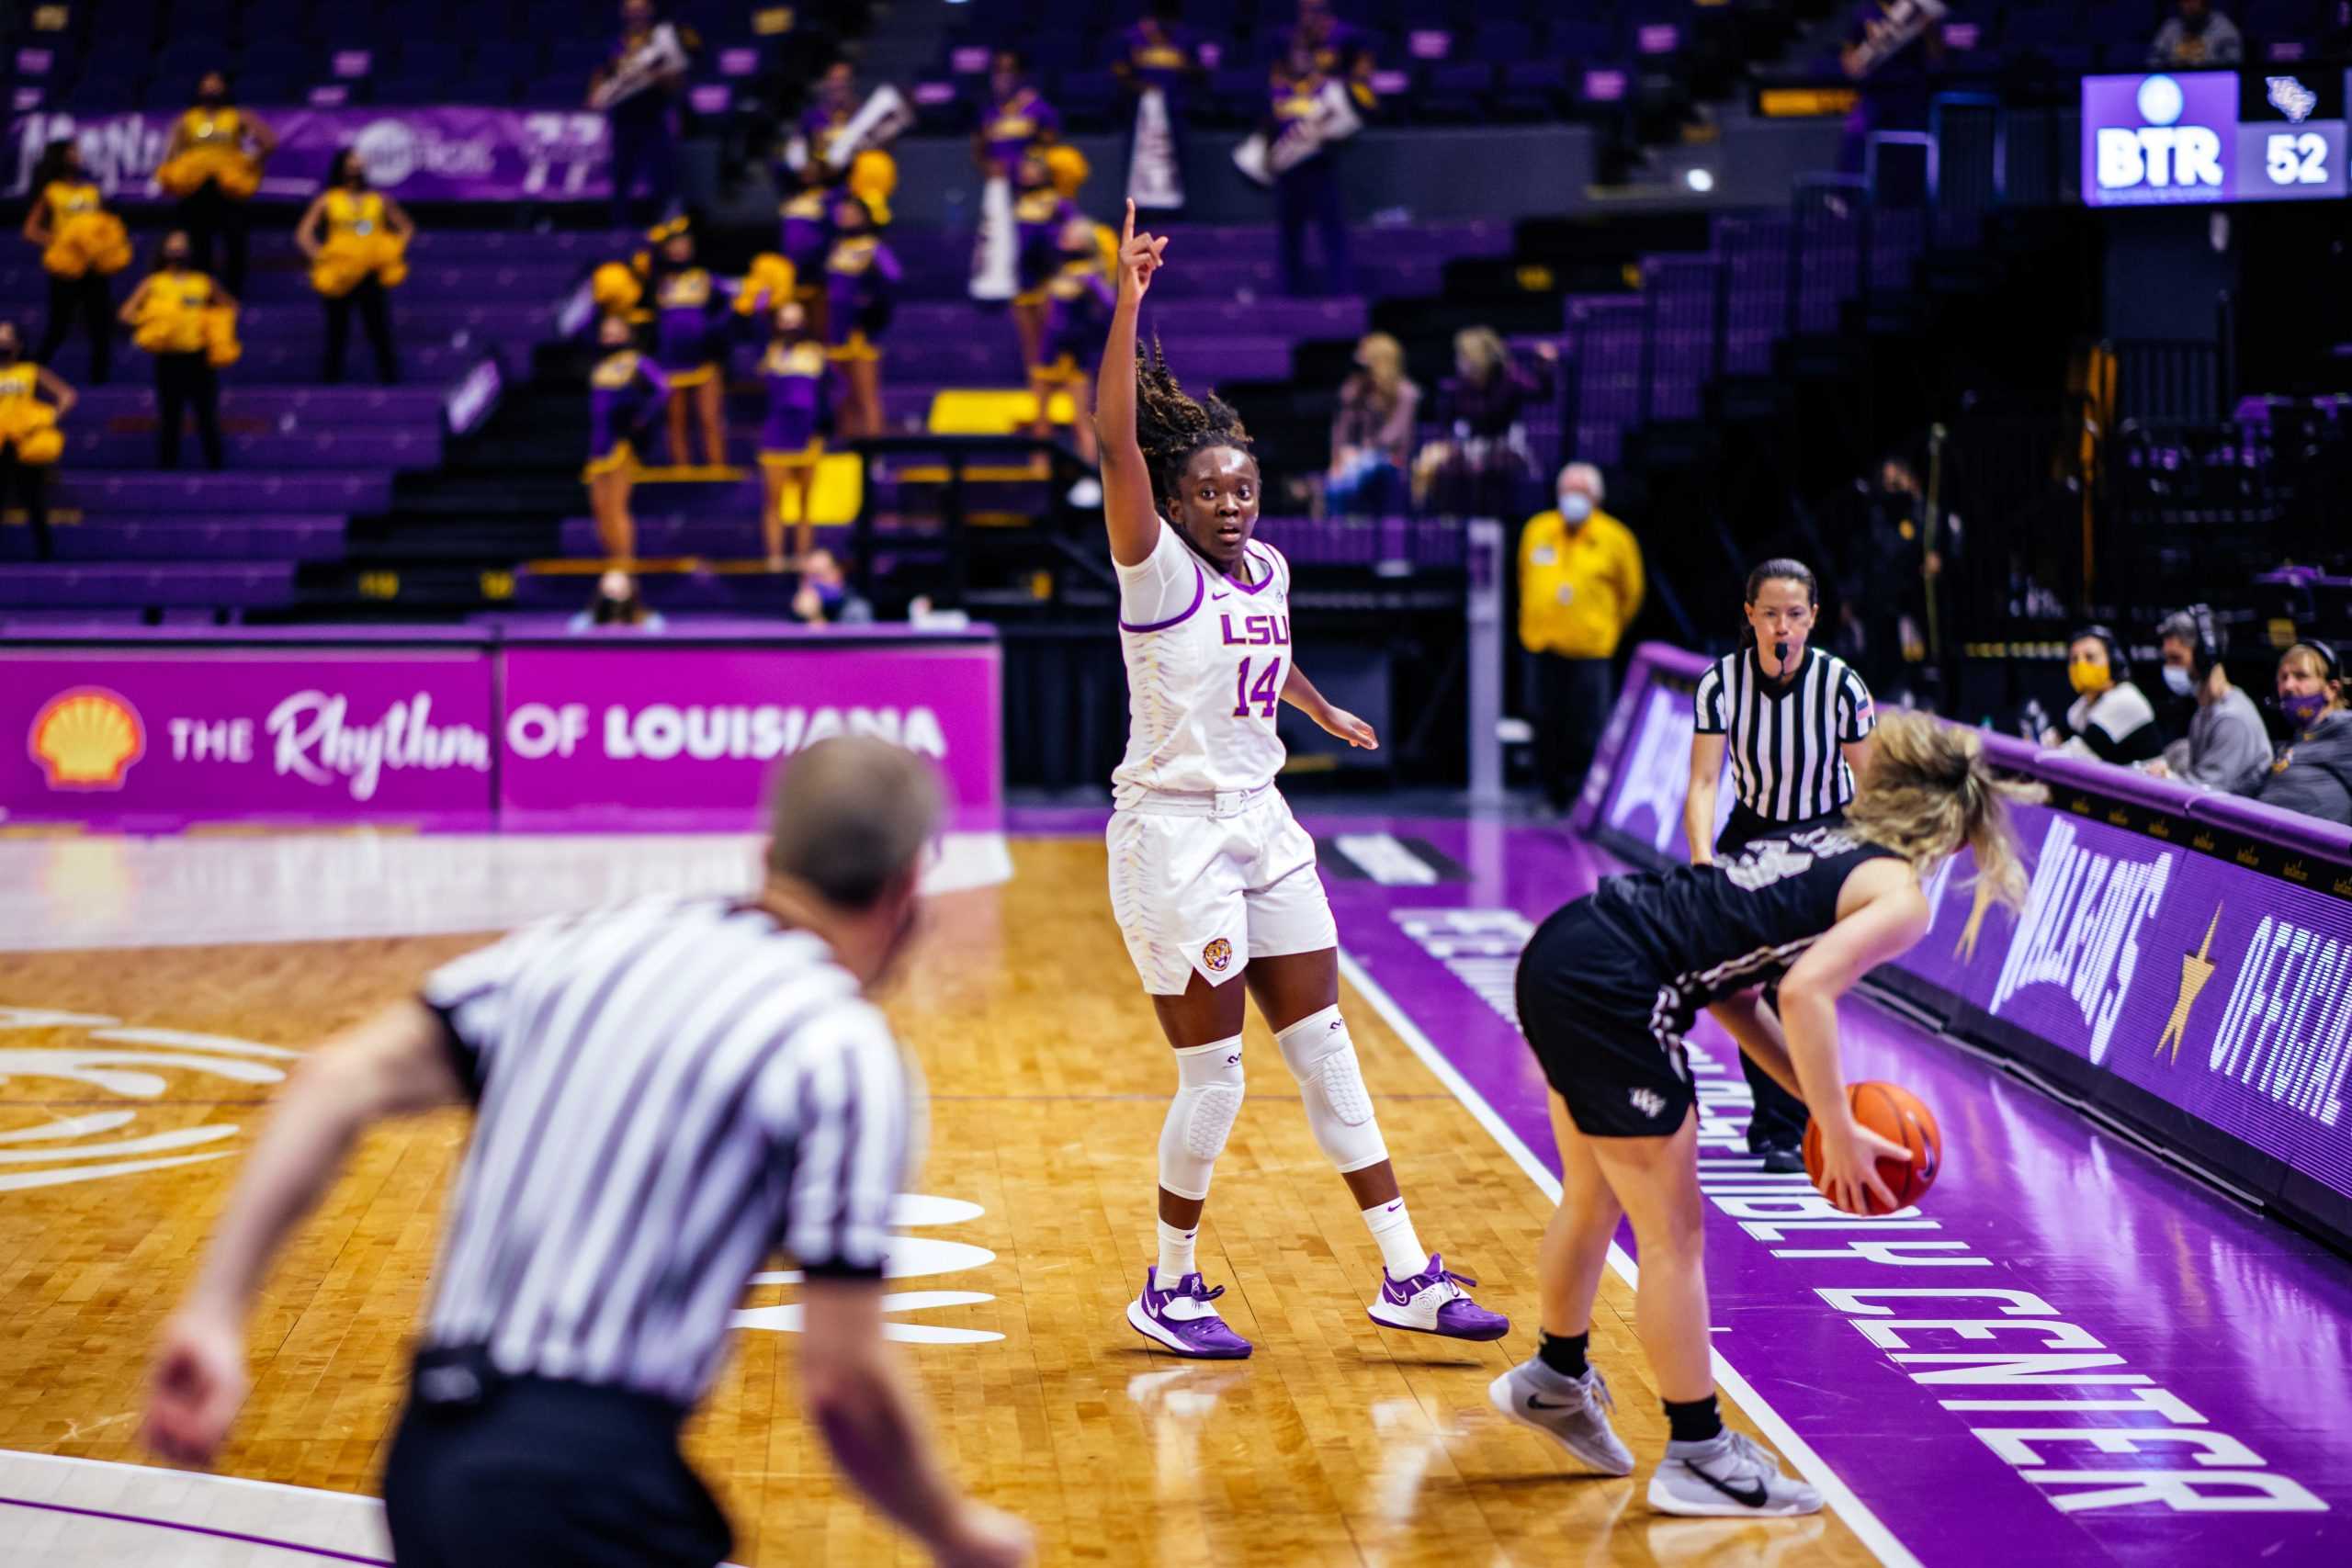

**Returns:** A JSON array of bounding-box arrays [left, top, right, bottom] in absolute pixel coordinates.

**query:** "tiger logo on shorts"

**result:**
[[1202, 938, 1233, 973]]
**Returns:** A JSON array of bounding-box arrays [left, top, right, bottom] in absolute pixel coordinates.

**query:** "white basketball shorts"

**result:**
[[1106, 785, 1340, 996]]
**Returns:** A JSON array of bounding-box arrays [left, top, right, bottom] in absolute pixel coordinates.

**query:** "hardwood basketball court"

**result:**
[[0, 830, 1867, 1567]]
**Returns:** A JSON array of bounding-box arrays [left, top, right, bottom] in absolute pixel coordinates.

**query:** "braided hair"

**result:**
[[1134, 336, 1254, 515]]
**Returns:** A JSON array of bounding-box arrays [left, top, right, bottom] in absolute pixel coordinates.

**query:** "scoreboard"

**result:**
[[2083, 69, 2349, 206]]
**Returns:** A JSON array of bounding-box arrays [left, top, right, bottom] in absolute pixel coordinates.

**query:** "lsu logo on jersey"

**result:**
[[1202, 938, 1233, 973]]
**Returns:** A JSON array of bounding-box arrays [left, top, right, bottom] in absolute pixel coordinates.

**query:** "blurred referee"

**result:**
[[144, 737, 1033, 1568], [1681, 559, 1878, 1171]]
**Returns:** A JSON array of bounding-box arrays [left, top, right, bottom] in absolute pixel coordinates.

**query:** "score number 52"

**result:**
[[2267, 131, 2329, 186]]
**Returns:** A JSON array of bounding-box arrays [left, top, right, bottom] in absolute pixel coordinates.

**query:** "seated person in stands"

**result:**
[[793, 547, 874, 626], [1326, 332, 1416, 515], [2150, 0, 2243, 67], [569, 568, 667, 633], [2043, 626, 2162, 766], [2144, 607, 2268, 795], [1417, 326, 1554, 519], [2242, 640, 2352, 828]]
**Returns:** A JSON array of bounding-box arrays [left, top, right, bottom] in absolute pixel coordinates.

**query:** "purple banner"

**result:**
[[2, 649, 495, 828], [1900, 804, 2352, 1201], [498, 643, 1003, 832], [6, 106, 610, 203], [1587, 645, 2352, 1222]]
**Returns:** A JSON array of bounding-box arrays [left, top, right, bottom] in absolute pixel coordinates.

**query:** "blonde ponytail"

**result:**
[[1843, 712, 2045, 956]]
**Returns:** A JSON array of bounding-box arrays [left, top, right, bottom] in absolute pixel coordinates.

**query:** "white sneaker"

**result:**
[[1487, 1358, 1635, 1475], [1647, 1431, 1823, 1517]]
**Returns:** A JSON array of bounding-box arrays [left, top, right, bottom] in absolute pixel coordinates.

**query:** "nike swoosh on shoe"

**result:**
[[1687, 1463, 1769, 1509]]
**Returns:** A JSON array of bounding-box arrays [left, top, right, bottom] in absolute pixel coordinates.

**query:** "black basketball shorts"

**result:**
[[1514, 897, 1695, 1138]]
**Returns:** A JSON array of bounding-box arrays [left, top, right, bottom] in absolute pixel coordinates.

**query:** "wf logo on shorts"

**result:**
[[1628, 1088, 1667, 1119]]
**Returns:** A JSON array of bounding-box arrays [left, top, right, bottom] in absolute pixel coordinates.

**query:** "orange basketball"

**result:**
[[1802, 1080, 1941, 1215]]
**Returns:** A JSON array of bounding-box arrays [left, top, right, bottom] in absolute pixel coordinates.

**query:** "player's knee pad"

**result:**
[[1158, 1037, 1244, 1201], [1275, 1005, 1388, 1174]]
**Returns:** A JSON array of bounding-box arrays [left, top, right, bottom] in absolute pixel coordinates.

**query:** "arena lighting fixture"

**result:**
[[1684, 167, 1715, 193]]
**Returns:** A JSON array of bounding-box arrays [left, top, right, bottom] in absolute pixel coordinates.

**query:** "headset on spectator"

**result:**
[[2159, 604, 2222, 683], [2071, 624, 2130, 683]]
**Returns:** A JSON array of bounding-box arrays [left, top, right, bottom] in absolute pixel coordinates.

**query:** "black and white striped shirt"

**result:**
[[416, 895, 915, 1404], [1692, 646, 1877, 822]]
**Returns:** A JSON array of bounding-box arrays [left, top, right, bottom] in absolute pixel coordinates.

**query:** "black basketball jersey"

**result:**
[[1589, 824, 1905, 1030]]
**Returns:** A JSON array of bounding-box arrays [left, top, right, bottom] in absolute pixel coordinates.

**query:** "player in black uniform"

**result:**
[[1490, 711, 2040, 1517]]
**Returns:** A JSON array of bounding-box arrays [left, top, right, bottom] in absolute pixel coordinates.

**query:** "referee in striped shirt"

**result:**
[[1682, 559, 1878, 1170], [143, 738, 1033, 1568]]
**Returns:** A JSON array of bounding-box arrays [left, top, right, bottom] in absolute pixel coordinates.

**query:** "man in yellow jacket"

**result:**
[[1520, 461, 1644, 811]]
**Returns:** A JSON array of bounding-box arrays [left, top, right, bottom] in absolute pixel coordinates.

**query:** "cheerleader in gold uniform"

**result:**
[[21, 140, 130, 385], [296, 151, 413, 385], [120, 232, 235, 471], [0, 320, 77, 560], [754, 300, 829, 570], [823, 193, 900, 441], [158, 73, 276, 299], [649, 225, 734, 469], [584, 312, 672, 571]]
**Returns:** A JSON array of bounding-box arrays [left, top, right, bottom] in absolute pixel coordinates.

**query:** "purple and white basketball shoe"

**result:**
[[1127, 1267, 1254, 1359], [1365, 1254, 1510, 1340]]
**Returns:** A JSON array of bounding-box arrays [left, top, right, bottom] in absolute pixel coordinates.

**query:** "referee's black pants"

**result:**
[[1714, 802, 1845, 1153], [384, 1371, 732, 1567], [1533, 652, 1616, 812]]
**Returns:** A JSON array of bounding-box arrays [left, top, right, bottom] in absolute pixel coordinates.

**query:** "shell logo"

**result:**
[[28, 687, 146, 791]]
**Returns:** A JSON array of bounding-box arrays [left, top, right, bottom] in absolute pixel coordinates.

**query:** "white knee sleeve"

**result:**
[[1275, 1006, 1388, 1174], [1158, 1037, 1245, 1201]]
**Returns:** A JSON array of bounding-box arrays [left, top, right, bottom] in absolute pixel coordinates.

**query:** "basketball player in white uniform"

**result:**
[[1095, 202, 1507, 1357]]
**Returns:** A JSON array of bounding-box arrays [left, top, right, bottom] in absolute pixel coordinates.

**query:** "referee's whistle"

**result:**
[[1773, 639, 1790, 665]]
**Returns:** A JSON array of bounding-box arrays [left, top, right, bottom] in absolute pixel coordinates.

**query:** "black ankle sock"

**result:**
[[1663, 1394, 1724, 1444], [1537, 1331, 1589, 1380]]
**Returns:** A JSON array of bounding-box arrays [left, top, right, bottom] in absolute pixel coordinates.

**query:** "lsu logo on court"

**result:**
[[27, 687, 146, 791], [1202, 938, 1233, 973]]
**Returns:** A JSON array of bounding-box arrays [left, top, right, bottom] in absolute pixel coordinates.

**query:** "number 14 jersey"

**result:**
[[1113, 521, 1293, 807]]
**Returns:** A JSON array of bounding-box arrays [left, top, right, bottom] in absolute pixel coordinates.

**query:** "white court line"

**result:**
[[1337, 948, 1924, 1568]]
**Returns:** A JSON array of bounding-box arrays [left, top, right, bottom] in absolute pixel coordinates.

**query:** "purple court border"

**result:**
[[0, 1493, 391, 1564], [1305, 814, 2352, 1566]]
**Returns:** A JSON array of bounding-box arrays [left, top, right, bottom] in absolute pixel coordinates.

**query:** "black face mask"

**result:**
[[593, 593, 642, 625], [0, 345, 18, 365], [199, 87, 225, 105]]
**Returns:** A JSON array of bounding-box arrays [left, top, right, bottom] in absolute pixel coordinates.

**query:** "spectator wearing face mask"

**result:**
[[793, 547, 875, 626], [2243, 640, 2352, 827], [2043, 626, 2162, 766], [1518, 462, 1643, 813], [2150, 0, 2243, 67], [2144, 607, 2267, 795], [568, 569, 667, 633]]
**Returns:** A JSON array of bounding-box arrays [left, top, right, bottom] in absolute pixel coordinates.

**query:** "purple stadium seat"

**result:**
[[1496, 58, 1568, 120], [1469, 21, 1532, 64]]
